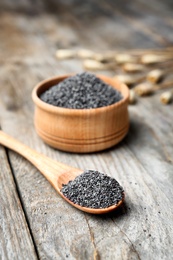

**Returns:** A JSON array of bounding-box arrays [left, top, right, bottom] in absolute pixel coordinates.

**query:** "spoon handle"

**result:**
[[0, 130, 76, 188]]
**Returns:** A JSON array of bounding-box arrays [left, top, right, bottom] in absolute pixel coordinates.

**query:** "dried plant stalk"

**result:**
[[147, 69, 164, 83], [123, 63, 145, 73], [117, 47, 173, 55], [141, 54, 172, 64], [77, 50, 115, 62], [55, 47, 173, 61], [114, 75, 137, 85], [114, 74, 144, 86], [160, 91, 173, 104], [83, 59, 115, 70], [134, 82, 154, 96], [129, 89, 137, 104], [115, 54, 137, 64], [55, 49, 77, 59], [93, 52, 115, 62], [80, 47, 173, 57], [154, 81, 173, 91], [77, 49, 95, 59]]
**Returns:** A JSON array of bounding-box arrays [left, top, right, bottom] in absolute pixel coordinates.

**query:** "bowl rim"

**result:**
[[32, 74, 129, 115]]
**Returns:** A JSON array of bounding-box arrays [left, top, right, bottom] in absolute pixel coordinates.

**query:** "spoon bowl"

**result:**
[[0, 130, 124, 214]]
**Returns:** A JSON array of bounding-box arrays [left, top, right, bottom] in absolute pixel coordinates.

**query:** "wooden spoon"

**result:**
[[0, 130, 124, 214]]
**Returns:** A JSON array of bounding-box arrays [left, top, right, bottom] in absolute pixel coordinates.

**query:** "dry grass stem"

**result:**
[[55, 47, 173, 60], [123, 63, 145, 73], [141, 54, 173, 64], [77, 49, 95, 59], [113, 74, 138, 85], [115, 53, 138, 64], [83, 59, 115, 70], [154, 81, 173, 91], [119, 47, 173, 55], [55, 49, 77, 59], [93, 52, 115, 62], [114, 74, 145, 86], [134, 82, 154, 96]]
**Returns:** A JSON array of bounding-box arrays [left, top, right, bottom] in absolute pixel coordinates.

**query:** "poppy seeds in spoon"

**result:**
[[40, 72, 122, 109], [61, 170, 124, 209]]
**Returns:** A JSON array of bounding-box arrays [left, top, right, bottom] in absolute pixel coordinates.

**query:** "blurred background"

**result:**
[[0, 0, 173, 103], [1, 0, 173, 58], [1, 0, 173, 107]]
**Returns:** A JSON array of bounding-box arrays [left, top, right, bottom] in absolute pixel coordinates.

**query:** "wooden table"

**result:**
[[0, 1, 173, 259]]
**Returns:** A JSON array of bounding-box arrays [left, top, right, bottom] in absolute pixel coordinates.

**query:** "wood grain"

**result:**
[[0, 146, 37, 259], [0, 0, 173, 259]]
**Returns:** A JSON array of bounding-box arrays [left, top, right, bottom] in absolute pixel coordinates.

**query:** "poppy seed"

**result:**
[[61, 170, 124, 209], [40, 72, 122, 109]]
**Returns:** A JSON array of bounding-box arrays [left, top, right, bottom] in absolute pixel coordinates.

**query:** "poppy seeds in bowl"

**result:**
[[40, 72, 123, 109]]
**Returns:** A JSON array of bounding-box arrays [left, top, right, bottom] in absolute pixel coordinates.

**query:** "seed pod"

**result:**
[[115, 54, 137, 64], [134, 82, 154, 96], [160, 91, 173, 104], [83, 59, 115, 70], [129, 89, 137, 104], [141, 54, 169, 64], [114, 74, 139, 86], [55, 49, 77, 59], [93, 52, 114, 62], [123, 63, 145, 73], [77, 49, 95, 59], [147, 69, 164, 83]]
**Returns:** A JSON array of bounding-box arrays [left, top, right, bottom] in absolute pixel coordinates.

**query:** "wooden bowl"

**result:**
[[32, 74, 129, 153]]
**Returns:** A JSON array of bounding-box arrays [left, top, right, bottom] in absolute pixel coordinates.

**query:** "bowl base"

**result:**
[[35, 123, 129, 153]]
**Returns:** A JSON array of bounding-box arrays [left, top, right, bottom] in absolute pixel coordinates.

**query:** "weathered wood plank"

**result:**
[[0, 146, 38, 259], [125, 110, 173, 203]]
